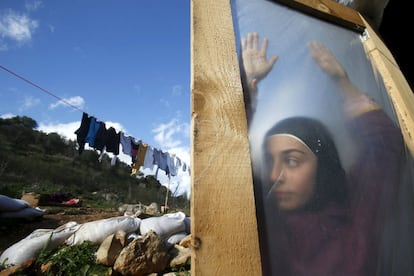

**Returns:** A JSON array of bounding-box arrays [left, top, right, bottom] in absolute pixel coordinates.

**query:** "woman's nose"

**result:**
[[270, 164, 284, 182]]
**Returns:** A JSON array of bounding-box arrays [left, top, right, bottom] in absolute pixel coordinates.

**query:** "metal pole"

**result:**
[[164, 175, 170, 213]]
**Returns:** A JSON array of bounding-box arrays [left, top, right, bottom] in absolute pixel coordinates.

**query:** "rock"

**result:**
[[169, 244, 191, 268], [96, 230, 127, 266], [0, 258, 34, 275], [178, 234, 191, 248], [21, 192, 40, 207], [145, 202, 160, 216], [113, 230, 170, 276]]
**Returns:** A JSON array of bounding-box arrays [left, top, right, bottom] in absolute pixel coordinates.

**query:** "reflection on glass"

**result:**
[[233, 0, 414, 275]]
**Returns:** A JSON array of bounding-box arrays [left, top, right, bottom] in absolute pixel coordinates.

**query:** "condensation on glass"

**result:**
[[232, 0, 414, 275]]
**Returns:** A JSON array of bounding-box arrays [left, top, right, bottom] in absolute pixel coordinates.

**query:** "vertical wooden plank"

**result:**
[[361, 17, 414, 156], [191, 0, 263, 275]]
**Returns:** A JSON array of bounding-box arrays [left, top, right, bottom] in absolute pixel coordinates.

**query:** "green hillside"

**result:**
[[0, 116, 189, 214]]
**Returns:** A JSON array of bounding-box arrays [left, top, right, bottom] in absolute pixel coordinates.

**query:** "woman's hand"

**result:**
[[242, 32, 278, 92], [308, 41, 380, 118], [307, 41, 348, 81]]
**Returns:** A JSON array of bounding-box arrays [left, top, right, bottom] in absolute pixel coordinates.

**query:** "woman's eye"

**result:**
[[286, 158, 299, 167]]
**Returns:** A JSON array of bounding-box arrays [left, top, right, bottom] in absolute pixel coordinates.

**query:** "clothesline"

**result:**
[[0, 65, 190, 181], [1, 65, 85, 113], [74, 112, 190, 179]]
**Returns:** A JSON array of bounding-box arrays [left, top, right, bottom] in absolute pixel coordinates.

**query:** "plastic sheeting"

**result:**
[[232, 0, 414, 275]]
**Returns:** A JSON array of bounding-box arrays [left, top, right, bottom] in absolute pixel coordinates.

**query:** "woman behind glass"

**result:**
[[241, 32, 405, 275]]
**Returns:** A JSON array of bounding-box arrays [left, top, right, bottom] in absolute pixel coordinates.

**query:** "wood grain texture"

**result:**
[[190, 0, 262, 275], [271, 0, 365, 33], [361, 17, 414, 156]]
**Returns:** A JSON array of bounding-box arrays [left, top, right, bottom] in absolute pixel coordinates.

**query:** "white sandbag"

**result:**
[[0, 206, 44, 220], [0, 195, 30, 212], [166, 232, 188, 248], [0, 221, 80, 266], [65, 216, 141, 246], [139, 211, 186, 239]]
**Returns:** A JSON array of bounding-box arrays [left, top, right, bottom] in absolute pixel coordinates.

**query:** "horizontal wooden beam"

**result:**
[[269, 0, 365, 33]]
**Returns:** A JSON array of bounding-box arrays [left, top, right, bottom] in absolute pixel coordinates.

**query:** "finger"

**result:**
[[261, 37, 268, 55], [242, 37, 247, 51], [252, 32, 259, 51], [268, 55, 278, 66], [309, 41, 331, 58], [246, 33, 253, 49], [307, 41, 319, 58], [307, 41, 325, 62]]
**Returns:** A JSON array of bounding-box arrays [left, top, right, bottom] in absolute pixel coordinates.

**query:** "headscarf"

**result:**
[[262, 117, 348, 211]]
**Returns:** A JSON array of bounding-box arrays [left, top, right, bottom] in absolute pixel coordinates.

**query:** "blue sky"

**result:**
[[0, 0, 191, 197]]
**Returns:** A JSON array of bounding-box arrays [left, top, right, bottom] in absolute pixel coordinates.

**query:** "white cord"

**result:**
[[266, 169, 284, 200]]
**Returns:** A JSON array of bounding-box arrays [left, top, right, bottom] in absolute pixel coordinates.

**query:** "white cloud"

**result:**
[[37, 121, 79, 141], [19, 95, 40, 111], [151, 118, 191, 197], [152, 118, 189, 149], [0, 113, 15, 119], [49, 96, 85, 110], [104, 121, 126, 134], [0, 10, 39, 46]]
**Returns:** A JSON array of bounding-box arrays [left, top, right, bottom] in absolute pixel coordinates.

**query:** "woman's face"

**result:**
[[266, 135, 318, 211]]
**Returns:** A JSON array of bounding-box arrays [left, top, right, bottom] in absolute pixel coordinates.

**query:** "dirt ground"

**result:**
[[0, 206, 121, 256]]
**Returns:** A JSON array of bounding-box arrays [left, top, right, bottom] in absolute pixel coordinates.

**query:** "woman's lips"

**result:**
[[274, 191, 289, 199]]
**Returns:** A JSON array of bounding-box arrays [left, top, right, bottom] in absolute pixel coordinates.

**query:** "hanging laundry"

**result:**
[[143, 146, 155, 170], [134, 142, 148, 171], [85, 116, 101, 147], [176, 157, 182, 170], [93, 121, 107, 151], [120, 132, 132, 156], [74, 113, 189, 182], [167, 153, 178, 177], [104, 127, 120, 155], [74, 112, 91, 155], [153, 149, 169, 176], [130, 138, 140, 165], [161, 151, 170, 176]]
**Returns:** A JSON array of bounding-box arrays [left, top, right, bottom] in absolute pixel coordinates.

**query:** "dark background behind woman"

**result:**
[[379, 1, 413, 90]]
